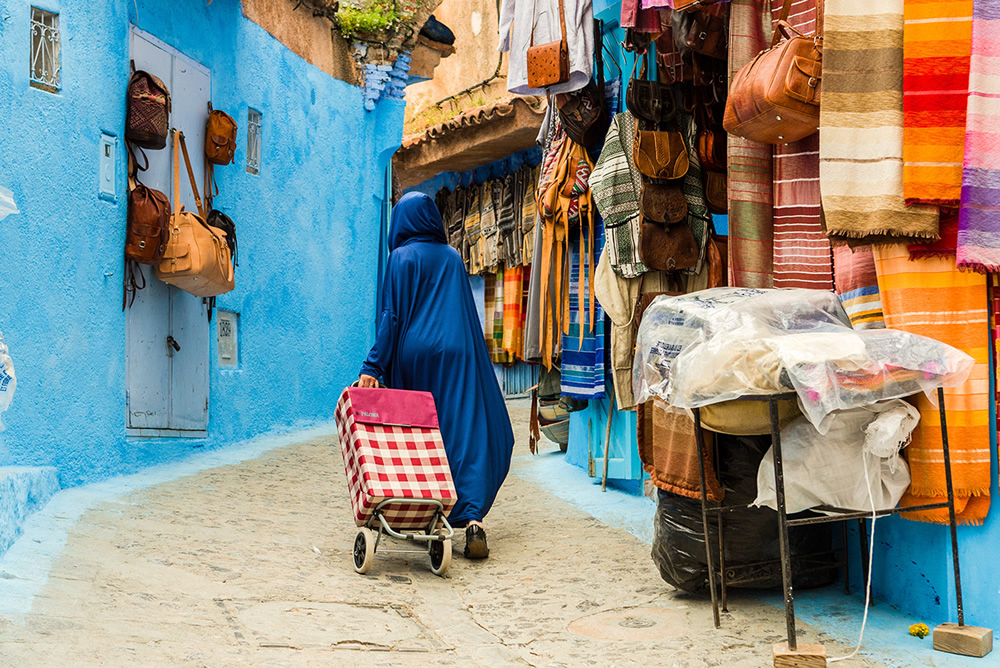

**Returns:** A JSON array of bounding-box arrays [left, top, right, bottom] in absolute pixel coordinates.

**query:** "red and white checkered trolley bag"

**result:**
[[335, 386, 457, 530]]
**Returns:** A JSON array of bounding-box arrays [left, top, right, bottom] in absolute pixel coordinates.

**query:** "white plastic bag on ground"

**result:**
[[755, 400, 919, 514], [0, 331, 16, 429]]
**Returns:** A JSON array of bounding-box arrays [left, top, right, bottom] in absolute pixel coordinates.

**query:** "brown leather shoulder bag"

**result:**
[[527, 0, 570, 89], [723, 0, 822, 145], [633, 120, 690, 181]]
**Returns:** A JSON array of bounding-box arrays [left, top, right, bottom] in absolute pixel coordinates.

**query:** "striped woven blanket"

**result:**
[[957, 0, 1000, 271], [821, 0, 940, 243], [727, 0, 774, 287], [902, 0, 973, 205], [873, 245, 990, 525], [772, 0, 833, 290]]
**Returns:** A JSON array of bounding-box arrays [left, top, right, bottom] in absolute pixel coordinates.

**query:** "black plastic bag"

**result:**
[[651, 433, 838, 592]]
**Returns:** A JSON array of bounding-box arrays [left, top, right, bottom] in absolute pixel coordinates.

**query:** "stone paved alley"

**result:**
[[0, 404, 882, 667]]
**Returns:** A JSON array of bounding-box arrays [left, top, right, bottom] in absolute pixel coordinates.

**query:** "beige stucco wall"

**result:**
[[404, 0, 510, 124], [241, 0, 358, 84]]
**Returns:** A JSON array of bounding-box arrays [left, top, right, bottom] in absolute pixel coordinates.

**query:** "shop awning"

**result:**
[[395, 96, 547, 190]]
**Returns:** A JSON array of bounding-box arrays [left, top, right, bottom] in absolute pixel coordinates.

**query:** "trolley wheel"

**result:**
[[429, 534, 452, 576], [353, 527, 375, 574]]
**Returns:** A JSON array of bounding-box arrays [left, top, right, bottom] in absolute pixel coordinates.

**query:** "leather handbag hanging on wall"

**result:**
[[633, 121, 690, 181], [526, 0, 570, 89], [684, 11, 728, 61], [556, 19, 609, 147], [724, 0, 822, 144], [125, 62, 170, 150], [204, 106, 238, 209], [122, 146, 171, 309], [640, 181, 688, 224], [155, 131, 235, 298], [626, 50, 682, 126], [639, 218, 698, 272]]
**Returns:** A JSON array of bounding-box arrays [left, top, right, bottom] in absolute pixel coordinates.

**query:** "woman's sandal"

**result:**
[[463, 525, 490, 559]]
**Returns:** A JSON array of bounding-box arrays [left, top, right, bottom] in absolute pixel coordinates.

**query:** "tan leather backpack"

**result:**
[[723, 0, 822, 145], [155, 131, 235, 298]]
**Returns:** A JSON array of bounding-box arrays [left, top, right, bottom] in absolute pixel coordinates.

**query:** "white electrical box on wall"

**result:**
[[217, 310, 239, 368], [99, 133, 117, 201]]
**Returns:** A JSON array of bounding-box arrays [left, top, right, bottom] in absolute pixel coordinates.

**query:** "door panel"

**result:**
[[126, 29, 211, 433], [125, 35, 173, 430]]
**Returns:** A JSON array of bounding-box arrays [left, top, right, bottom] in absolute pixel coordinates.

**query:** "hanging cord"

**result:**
[[828, 452, 878, 663]]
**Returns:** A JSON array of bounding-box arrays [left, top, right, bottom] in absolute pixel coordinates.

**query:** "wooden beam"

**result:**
[[772, 642, 827, 668], [933, 623, 993, 658]]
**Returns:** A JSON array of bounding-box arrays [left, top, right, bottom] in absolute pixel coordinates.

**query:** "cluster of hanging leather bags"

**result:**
[[123, 62, 239, 308]]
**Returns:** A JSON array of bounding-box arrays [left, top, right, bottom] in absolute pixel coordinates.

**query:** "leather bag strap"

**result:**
[[172, 130, 181, 217], [529, 0, 568, 49], [771, 0, 794, 47], [177, 131, 205, 218]]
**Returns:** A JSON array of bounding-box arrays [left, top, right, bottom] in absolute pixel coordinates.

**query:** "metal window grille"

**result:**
[[246, 108, 262, 175], [30, 7, 60, 92]]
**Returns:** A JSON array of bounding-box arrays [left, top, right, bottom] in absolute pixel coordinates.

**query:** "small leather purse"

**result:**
[[639, 218, 699, 272], [640, 181, 688, 224], [633, 121, 690, 181], [626, 51, 682, 126], [526, 0, 570, 89], [698, 124, 727, 171]]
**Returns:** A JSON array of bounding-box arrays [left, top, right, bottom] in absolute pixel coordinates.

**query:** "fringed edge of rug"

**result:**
[[904, 198, 960, 208], [956, 260, 999, 274], [828, 230, 941, 248], [899, 512, 986, 527], [909, 250, 956, 261], [908, 486, 991, 499]]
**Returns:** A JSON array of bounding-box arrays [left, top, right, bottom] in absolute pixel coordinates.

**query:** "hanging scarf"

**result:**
[[873, 245, 990, 525], [820, 0, 939, 243], [727, 0, 774, 287], [560, 223, 606, 400], [491, 266, 508, 364], [832, 245, 885, 330], [909, 209, 960, 260], [502, 265, 525, 360], [902, 0, 973, 205], [957, 0, 1000, 272]]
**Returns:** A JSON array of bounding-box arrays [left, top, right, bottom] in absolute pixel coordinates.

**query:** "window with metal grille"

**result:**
[[246, 108, 262, 175], [30, 7, 60, 93]]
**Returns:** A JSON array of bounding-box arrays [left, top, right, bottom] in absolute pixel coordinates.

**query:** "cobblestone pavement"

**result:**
[[0, 405, 882, 667]]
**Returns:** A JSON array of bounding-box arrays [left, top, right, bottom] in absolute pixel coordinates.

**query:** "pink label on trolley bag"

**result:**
[[347, 387, 439, 429]]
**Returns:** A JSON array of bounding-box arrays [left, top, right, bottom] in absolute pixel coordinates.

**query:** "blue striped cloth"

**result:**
[[560, 222, 606, 399]]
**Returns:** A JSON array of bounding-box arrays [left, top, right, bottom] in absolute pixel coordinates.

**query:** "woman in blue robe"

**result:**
[[359, 192, 514, 559]]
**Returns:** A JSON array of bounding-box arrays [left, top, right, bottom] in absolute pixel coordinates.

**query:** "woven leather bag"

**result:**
[[526, 0, 570, 88], [640, 182, 688, 224], [126, 182, 170, 264], [556, 20, 608, 147], [125, 64, 170, 150], [205, 108, 238, 165], [626, 51, 682, 126], [633, 123, 689, 181], [723, 19, 822, 144], [639, 218, 698, 271], [155, 131, 235, 298]]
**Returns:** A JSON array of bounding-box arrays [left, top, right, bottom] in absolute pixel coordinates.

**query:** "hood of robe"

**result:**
[[389, 192, 448, 251]]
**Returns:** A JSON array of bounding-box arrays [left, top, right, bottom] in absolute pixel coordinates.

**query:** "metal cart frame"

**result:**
[[693, 387, 965, 651], [352, 498, 456, 577]]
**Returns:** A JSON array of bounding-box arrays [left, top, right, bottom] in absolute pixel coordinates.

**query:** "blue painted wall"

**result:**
[[0, 0, 403, 488]]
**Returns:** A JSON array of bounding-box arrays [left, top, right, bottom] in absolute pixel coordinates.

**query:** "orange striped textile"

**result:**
[[771, 0, 833, 289], [502, 265, 525, 360], [873, 245, 991, 524], [902, 0, 973, 205]]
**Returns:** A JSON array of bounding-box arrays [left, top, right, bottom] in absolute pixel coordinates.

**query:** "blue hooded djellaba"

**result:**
[[360, 192, 514, 527]]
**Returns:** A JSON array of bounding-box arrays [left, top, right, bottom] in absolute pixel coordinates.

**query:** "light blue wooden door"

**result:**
[[125, 29, 210, 435]]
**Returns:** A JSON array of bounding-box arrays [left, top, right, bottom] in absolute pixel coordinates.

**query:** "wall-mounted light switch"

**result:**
[[99, 133, 117, 201]]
